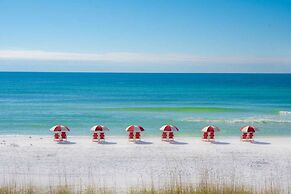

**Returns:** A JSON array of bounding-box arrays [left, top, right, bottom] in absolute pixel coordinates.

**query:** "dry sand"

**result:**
[[0, 135, 290, 191]]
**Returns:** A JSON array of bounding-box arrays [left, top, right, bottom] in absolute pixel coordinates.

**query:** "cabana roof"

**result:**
[[90, 125, 109, 132], [49, 125, 70, 132], [125, 125, 145, 132], [160, 125, 179, 132], [201, 125, 220, 132], [240, 125, 257, 133]]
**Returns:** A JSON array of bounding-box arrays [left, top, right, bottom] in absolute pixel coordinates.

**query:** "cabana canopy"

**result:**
[[201, 125, 220, 132], [240, 125, 257, 133], [49, 125, 70, 132], [160, 125, 179, 131], [125, 125, 145, 132], [90, 125, 109, 132]]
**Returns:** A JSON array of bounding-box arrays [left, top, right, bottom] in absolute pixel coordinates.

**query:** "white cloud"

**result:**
[[0, 49, 291, 65]]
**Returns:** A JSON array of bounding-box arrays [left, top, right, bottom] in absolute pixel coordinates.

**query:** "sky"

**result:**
[[0, 0, 291, 72]]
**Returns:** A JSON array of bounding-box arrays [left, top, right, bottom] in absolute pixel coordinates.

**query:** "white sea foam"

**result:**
[[182, 118, 291, 124], [279, 111, 291, 116]]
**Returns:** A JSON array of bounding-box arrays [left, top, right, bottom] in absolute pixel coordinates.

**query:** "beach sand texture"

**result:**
[[0, 135, 290, 191]]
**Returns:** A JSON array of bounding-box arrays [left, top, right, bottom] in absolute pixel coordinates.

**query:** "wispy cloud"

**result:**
[[0, 49, 291, 65]]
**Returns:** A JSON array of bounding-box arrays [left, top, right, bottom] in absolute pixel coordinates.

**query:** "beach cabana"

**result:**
[[90, 125, 109, 143], [49, 125, 70, 141], [160, 125, 179, 141], [201, 125, 219, 142], [240, 125, 257, 142], [125, 125, 145, 141]]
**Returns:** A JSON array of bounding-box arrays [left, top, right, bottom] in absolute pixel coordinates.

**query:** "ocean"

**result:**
[[0, 72, 291, 136]]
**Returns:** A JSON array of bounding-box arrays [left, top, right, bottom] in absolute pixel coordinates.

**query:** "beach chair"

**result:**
[[128, 132, 134, 141], [61, 132, 67, 141], [162, 132, 168, 141], [135, 132, 141, 140], [54, 133, 60, 141], [93, 132, 98, 142], [169, 132, 174, 141], [241, 133, 248, 141], [100, 132, 105, 142]]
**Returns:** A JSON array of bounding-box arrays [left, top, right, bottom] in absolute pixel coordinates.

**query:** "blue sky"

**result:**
[[0, 0, 291, 72]]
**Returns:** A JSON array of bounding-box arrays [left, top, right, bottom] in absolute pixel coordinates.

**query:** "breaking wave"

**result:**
[[279, 111, 291, 116], [105, 106, 239, 112], [182, 118, 291, 124]]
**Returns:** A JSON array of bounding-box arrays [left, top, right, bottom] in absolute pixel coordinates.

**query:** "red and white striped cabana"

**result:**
[[125, 125, 145, 141], [90, 125, 109, 143], [240, 125, 257, 142], [49, 125, 70, 141], [160, 125, 179, 141], [201, 125, 219, 142]]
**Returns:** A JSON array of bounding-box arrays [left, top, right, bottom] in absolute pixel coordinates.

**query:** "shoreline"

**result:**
[[0, 134, 287, 137]]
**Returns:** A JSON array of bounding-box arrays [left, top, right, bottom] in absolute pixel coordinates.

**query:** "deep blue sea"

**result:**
[[0, 72, 291, 136]]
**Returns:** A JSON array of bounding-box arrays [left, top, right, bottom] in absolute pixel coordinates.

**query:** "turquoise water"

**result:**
[[0, 72, 291, 136]]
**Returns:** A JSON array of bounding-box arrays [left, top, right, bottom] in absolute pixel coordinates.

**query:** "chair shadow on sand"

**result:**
[[134, 140, 153, 145], [169, 140, 188, 145], [211, 141, 230, 145], [99, 141, 117, 145], [251, 141, 271, 145], [57, 141, 76, 145]]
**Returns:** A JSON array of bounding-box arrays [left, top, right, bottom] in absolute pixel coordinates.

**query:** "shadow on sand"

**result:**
[[211, 141, 230, 145], [169, 140, 188, 145], [57, 141, 76, 145], [134, 140, 153, 145], [251, 141, 271, 145], [99, 141, 117, 145]]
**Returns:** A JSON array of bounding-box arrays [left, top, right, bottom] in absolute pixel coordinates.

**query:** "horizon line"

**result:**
[[0, 71, 291, 74]]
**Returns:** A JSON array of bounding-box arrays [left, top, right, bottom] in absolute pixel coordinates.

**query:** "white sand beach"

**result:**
[[0, 135, 290, 191]]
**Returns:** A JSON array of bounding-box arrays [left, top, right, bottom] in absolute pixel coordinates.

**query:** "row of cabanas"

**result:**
[[50, 124, 258, 143]]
